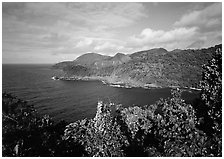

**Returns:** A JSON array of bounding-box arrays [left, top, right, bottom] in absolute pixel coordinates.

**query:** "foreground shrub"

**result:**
[[115, 89, 209, 156], [2, 93, 69, 157], [63, 88, 216, 157], [152, 89, 208, 156], [199, 46, 222, 156], [64, 101, 128, 157]]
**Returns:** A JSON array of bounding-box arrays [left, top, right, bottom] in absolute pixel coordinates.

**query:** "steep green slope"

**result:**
[[92, 53, 131, 69], [53, 44, 221, 88]]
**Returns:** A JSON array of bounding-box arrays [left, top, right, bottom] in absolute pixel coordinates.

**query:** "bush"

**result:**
[[115, 89, 209, 156], [63, 89, 214, 157], [199, 46, 222, 156], [63, 101, 128, 157], [152, 89, 208, 156], [2, 93, 69, 157]]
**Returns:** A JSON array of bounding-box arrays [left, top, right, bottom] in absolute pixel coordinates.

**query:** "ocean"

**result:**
[[2, 64, 199, 123]]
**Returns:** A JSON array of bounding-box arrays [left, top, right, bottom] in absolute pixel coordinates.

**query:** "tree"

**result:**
[[152, 89, 208, 156], [2, 93, 69, 157], [63, 101, 128, 157], [199, 46, 222, 156]]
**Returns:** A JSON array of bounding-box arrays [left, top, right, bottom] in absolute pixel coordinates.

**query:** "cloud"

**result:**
[[187, 40, 205, 49], [65, 2, 146, 28], [16, 2, 146, 30], [174, 3, 221, 32], [2, 2, 222, 64], [129, 3, 222, 51], [94, 42, 117, 51], [3, 2, 146, 62], [171, 3, 222, 50], [75, 38, 93, 48], [94, 41, 125, 54], [51, 37, 128, 57], [130, 27, 198, 50]]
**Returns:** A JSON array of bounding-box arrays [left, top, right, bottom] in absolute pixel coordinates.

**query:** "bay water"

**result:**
[[2, 64, 199, 122]]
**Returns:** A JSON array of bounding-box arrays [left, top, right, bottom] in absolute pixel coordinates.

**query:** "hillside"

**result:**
[[93, 53, 131, 69], [53, 44, 221, 88], [52, 53, 110, 69], [74, 53, 110, 66]]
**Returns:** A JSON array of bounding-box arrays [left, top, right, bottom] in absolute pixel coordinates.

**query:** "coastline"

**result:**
[[52, 75, 161, 89], [51, 75, 202, 91]]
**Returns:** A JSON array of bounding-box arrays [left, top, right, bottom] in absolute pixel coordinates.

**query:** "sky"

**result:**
[[2, 2, 222, 64]]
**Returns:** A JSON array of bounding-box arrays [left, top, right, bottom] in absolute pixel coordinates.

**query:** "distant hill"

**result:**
[[53, 44, 221, 88], [74, 53, 110, 66], [53, 61, 75, 69], [130, 48, 168, 59], [53, 53, 110, 69], [92, 53, 131, 69]]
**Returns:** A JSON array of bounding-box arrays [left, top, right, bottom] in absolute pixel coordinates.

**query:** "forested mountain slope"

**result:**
[[53, 44, 221, 88]]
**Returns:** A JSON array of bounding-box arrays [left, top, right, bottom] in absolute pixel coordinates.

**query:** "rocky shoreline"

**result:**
[[51, 75, 161, 89], [51, 75, 201, 91]]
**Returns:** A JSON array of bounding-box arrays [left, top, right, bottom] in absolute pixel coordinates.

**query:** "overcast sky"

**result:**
[[2, 2, 222, 64]]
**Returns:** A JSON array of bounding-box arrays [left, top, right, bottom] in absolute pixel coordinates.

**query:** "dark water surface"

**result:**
[[2, 64, 199, 122]]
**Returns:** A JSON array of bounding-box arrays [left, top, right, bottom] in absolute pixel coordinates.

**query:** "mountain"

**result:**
[[74, 53, 110, 66], [92, 53, 131, 69], [53, 44, 221, 88], [52, 61, 75, 69], [171, 49, 182, 53], [53, 53, 110, 69], [130, 48, 168, 60]]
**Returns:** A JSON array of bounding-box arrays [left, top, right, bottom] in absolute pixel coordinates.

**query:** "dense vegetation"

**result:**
[[2, 45, 222, 156], [53, 44, 221, 87]]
